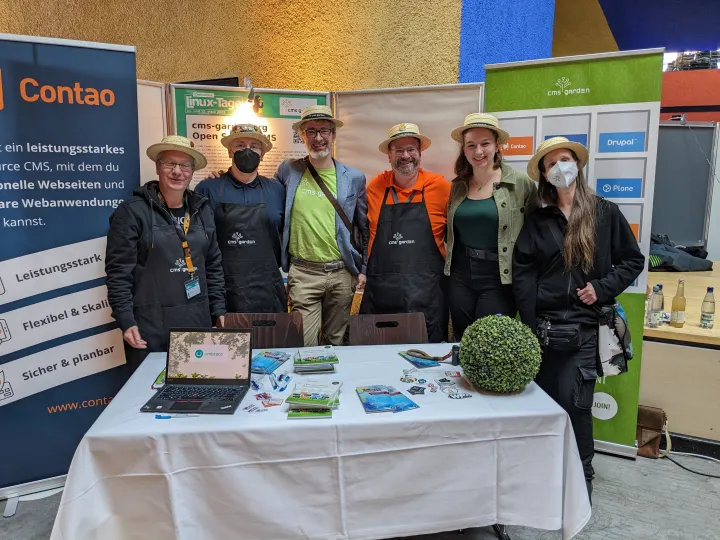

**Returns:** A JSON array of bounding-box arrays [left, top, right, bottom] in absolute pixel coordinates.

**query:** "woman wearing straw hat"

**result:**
[[106, 136, 226, 373], [445, 113, 538, 340], [513, 137, 644, 497]]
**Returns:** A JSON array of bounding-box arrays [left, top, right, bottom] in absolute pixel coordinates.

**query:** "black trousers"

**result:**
[[124, 342, 150, 375], [536, 330, 598, 498], [449, 246, 516, 340]]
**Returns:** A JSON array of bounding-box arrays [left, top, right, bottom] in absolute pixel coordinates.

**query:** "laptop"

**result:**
[[141, 327, 252, 415]]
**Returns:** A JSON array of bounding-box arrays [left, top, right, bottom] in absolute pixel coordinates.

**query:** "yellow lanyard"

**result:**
[[159, 192, 195, 275]]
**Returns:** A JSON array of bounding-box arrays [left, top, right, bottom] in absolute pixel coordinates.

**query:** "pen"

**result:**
[[155, 414, 200, 419]]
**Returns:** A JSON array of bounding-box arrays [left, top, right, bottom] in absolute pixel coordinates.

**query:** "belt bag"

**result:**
[[545, 217, 633, 377], [536, 319, 583, 352]]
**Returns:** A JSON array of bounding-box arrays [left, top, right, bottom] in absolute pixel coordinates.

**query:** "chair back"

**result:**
[[348, 313, 428, 346], [224, 312, 304, 349]]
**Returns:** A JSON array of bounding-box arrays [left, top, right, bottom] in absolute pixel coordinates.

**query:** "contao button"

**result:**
[[501, 136, 534, 156]]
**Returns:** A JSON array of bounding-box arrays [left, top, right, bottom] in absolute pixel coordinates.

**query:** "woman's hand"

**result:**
[[577, 283, 598, 305]]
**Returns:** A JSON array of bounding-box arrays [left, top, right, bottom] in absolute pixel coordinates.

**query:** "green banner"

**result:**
[[485, 53, 662, 112], [172, 87, 326, 186]]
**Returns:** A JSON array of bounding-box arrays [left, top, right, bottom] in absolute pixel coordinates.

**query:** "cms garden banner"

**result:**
[[0, 35, 139, 488], [485, 50, 663, 456], [170, 85, 328, 187]]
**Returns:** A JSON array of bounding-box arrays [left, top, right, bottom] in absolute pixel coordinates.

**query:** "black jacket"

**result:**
[[513, 197, 644, 332], [105, 182, 226, 335]]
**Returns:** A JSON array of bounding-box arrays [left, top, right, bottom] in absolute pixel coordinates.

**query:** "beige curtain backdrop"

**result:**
[[334, 84, 483, 183]]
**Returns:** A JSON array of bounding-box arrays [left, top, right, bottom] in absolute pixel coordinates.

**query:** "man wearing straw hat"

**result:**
[[274, 105, 369, 346], [106, 135, 226, 372], [360, 123, 451, 342], [195, 124, 286, 313]]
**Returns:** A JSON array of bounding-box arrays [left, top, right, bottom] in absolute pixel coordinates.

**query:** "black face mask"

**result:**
[[233, 148, 261, 173]]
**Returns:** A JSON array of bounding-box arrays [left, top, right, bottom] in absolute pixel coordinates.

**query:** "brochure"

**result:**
[[356, 385, 394, 413], [398, 351, 440, 368], [285, 380, 342, 409], [288, 408, 333, 419], [388, 387, 420, 413], [251, 350, 292, 374], [296, 346, 340, 365]]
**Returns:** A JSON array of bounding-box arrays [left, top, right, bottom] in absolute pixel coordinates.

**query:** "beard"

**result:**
[[393, 157, 419, 176], [309, 148, 331, 159]]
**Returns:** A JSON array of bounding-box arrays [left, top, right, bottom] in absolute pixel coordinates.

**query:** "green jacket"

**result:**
[[445, 163, 538, 284]]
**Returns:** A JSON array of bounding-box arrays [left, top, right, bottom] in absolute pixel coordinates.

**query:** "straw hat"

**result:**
[[527, 136, 589, 181], [378, 123, 432, 154], [451, 113, 510, 144], [291, 105, 344, 131], [146, 135, 207, 170], [221, 123, 273, 152]]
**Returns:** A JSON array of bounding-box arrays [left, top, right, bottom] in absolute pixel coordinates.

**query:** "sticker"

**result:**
[[445, 371, 462, 377], [184, 276, 201, 299], [449, 393, 472, 399], [255, 392, 271, 400], [437, 378, 451, 384], [400, 377, 416, 383], [262, 399, 284, 408], [407, 386, 426, 395], [418, 379, 427, 384]]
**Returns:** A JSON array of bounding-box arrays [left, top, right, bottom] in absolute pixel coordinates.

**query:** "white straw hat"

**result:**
[[146, 135, 207, 170], [220, 123, 273, 152], [451, 113, 510, 144], [378, 123, 431, 154], [292, 105, 344, 131], [527, 136, 589, 181]]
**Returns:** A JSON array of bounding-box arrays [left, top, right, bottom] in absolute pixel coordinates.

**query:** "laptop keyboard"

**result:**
[[157, 385, 244, 402]]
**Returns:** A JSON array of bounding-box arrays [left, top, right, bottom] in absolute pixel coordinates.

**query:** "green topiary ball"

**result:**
[[459, 315, 542, 394]]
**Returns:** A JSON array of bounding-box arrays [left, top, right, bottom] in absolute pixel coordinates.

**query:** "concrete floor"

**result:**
[[1, 453, 719, 540]]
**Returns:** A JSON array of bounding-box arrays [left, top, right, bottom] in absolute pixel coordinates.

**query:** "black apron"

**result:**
[[130, 198, 213, 365], [214, 177, 286, 313], [360, 187, 447, 342]]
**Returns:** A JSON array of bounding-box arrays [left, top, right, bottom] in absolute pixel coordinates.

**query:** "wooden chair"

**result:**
[[224, 312, 304, 349], [348, 313, 428, 346]]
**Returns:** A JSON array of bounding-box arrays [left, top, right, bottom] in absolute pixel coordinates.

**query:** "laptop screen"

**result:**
[[167, 329, 251, 382]]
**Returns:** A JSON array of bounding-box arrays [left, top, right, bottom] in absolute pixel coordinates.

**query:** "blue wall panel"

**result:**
[[459, 0, 555, 83]]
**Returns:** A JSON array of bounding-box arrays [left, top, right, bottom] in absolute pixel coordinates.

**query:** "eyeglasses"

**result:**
[[390, 147, 420, 156], [304, 128, 334, 139], [159, 160, 193, 173]]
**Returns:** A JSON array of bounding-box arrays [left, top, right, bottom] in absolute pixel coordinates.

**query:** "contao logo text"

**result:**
[[2, 74, 115, 107]]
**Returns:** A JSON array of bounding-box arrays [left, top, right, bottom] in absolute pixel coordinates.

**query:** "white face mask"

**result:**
[[546, 161, 578, 189]]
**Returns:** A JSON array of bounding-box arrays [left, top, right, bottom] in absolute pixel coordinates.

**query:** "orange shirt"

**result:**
[[366, 169, 451, 258]]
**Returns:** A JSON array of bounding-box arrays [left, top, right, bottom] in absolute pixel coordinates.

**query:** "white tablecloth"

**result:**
[[50, 344, 591, 540]]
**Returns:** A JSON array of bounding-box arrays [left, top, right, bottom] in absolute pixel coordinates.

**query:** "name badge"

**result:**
[[185, 276, 201, 299]]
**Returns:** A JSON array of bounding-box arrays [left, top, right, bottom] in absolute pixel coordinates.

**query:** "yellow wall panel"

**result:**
[[552, 0, 618, 57], [0, 0, 462, 90]]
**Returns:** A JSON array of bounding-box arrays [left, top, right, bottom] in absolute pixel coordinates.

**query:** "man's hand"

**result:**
[[577, 282, 598, 305], [206, 170, 224, 179], [215, 315, 225, 328], [123, 326, 147, 349], [356, 273, 367, 293]]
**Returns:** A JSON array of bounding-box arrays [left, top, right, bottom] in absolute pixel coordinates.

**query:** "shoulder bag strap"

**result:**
[[305, 157, 353, 234]]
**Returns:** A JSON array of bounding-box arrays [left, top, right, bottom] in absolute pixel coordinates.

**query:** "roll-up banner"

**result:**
[[485, 49, 663, 456], [169, 85, 329, 187], [0, 34, 139, 490]]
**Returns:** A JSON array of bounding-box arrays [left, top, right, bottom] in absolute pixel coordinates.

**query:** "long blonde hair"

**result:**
[[538, 153, 597, 274]]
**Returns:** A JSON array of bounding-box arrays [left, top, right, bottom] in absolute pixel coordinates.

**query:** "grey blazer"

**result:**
[[273, 158, 369, 275]]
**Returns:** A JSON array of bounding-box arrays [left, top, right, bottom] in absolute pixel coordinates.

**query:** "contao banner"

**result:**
[[486, 49, 663, 456], [0, 34, 138, 489]]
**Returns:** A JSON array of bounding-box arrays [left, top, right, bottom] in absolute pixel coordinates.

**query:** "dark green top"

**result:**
[[453, 197, 499, 251]]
